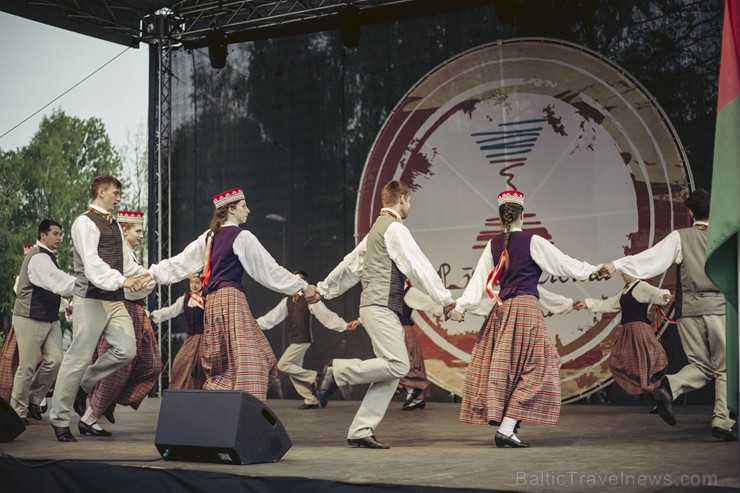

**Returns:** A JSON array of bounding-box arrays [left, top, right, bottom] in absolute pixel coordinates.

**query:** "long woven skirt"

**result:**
[[202, 287, 277, 401], [459, 295, 561, 427], [169, 334, 205, 390], [608, 321, 668, 395], [89, 301, 162, 416], [398, 324, 430, 396], [0, 327, 19, 402]]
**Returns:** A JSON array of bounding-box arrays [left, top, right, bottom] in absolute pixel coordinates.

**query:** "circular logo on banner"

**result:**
[[356, 39, 692, 402]]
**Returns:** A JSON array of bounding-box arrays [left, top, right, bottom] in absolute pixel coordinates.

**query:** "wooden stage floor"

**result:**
[[1, 397, 738, 492]]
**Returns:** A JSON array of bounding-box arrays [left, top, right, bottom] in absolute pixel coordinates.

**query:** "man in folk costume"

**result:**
[[11, 221, 75, 425], [0, 244, 35, 403], [144, 187, 319, 400], [451, 190, 599, 448], [150, 275, 207, 390], [600, 189, 736, 441], [81, 210, 161, 434], [256, 270, 359, 409], [313, 180, 456, 449], [50, 175, 150, 442]]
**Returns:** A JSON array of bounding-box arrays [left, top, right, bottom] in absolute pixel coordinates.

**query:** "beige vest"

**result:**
[[676, 226, 725, 318], [360, 215, 406, 315]]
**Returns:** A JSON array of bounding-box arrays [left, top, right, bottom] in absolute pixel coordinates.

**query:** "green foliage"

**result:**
[[0, 109, 123, 324]]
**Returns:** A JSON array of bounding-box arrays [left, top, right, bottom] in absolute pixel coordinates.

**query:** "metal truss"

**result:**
[[147, 18, 174, 392], [4, 1, 496, 48]]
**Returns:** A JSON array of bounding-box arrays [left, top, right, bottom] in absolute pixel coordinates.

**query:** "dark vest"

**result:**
[[361, 214, 406, 316], [287, 295, 312, 344], [399, 286, 413, 325], [73, 210, 124, 301], [674, 227, 725, 318], [183, 291, 205, 336], [619, 281, 650, 324], [206, 226, 244, 294], [13, 246, 62, 322], [491, 231, 541, 301]]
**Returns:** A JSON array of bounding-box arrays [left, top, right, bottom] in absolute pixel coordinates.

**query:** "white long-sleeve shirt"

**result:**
[[468, 285, 574, 317], [456, 229, 597, 314], [27, 241, 75, 297], [124, 246, 155, 301], [611, 223, 707, 279], [256, 298, 349, 332], [317, 213, 453, 306], [71, 204, 142, 290], [148, 222, 307, 296], [586, 280, 670, 313], [150, 293, 204, 324]]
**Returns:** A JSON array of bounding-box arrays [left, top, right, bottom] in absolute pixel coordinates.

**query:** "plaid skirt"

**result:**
[[169, 334, 205, 390], [202, 287, 277, 401], [398, 324, 430, 395], [0, 327, 18, 402], [608, 321, 668, 395], [460, 295, 561, 427], [89, 301, 162, 416]]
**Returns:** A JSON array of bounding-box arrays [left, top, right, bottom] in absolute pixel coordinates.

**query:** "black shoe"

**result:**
[[27, 403, 43, 421], [52, 424, 77, 442], [40, 401, 48, 414], [402, 399, 426, 411], [495, 431, 530, 448], [403, 387, 423, 405], [347, 435, 390, 449], [297, 403, 319, 410], [652, 380, 676, 426], [78, 420, 112, 437], [712, 427, 738, 442], [103, 409, 116, 424], [73, 387, 88, 417], [317, 365, 339, 408], [21, 418, 30, 426]]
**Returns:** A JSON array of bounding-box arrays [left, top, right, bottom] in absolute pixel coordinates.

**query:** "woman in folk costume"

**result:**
[[81, 211, 161, 435], [451, 190, 599, 448], [150, 275, 206, 390], [145, 188, 317, 401], [0, 244, 36, 403], [578, 272, 672, 397]]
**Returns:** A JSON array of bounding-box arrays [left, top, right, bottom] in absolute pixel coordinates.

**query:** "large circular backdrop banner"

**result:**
[[356, 38, 693, 402]]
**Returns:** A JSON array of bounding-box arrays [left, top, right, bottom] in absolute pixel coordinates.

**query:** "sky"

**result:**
[[0, 11, 149, 155]]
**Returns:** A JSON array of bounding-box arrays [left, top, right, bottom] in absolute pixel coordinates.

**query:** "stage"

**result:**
[[0, 397, 738, 492]]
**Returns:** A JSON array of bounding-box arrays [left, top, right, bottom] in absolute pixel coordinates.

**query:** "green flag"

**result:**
[[706, 0, 740, 414]]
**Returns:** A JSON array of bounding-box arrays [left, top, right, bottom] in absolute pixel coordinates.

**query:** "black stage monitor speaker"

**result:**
[[155, 389, 292, 465], [0, 396, 25, 442]]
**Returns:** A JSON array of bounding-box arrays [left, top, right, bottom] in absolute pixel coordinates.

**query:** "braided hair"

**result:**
[[208, 205, 230, 235], [499, 202, 524, 269]]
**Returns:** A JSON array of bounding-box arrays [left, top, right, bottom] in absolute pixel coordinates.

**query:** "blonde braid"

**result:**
[[499, 202, 523, 269]]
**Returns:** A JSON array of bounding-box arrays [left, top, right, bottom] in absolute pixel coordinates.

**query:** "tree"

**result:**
[[118, 120, 149, 264], [0, 109, 123, 327]]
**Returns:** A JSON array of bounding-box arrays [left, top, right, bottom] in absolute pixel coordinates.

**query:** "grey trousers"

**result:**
[[333, 305, 409, 439], [667, 314, 734, 430], [50, 297, 136, 427], [277, 342, 318, 405], [10, 316, 62, 418]]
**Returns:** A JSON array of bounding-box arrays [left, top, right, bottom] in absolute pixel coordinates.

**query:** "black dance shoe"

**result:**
[[27, 403, 43, 421], [494, 431, 530, 448], [652, 379, 676, 426], [73, 387, 88, 417], [78, 420, 112, 437], [52, 424, 77, 442], [317, 365, 339, 408], [347, 435, 390, 449]]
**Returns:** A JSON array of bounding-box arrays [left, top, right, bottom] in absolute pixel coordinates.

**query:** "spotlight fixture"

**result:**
[[207, 28, 228, 69]]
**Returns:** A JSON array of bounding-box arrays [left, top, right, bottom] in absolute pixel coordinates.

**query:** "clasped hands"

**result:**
[[303, 284, 322, 304], [123, 273, 152, 291], [443, 300, 464, 322], [596, 262, 616, 279]]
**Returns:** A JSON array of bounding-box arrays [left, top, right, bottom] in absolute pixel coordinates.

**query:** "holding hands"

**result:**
[[444, 301, 464, 322], [596, 262, 616, 279], [347, 319, 362, 331], [303, 284, 322, 304], [572, 300, 586, 311], [123, 273, 152, 291]]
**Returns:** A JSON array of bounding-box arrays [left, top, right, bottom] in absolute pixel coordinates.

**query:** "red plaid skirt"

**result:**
[[202, 287, 277, 401], [89, 301, 162, 416], [460, 295, 561, 427], [398, 324, 430, 396], [169, 334, 205, 390], [0, 327, 18, 402], [608, 321, 668, 395]]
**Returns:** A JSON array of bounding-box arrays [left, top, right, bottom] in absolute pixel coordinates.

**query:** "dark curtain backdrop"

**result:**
[[165, 0, 722, 403]]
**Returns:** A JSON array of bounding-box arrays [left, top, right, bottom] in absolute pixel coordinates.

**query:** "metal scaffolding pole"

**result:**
[[147, 11, 174, 394]]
